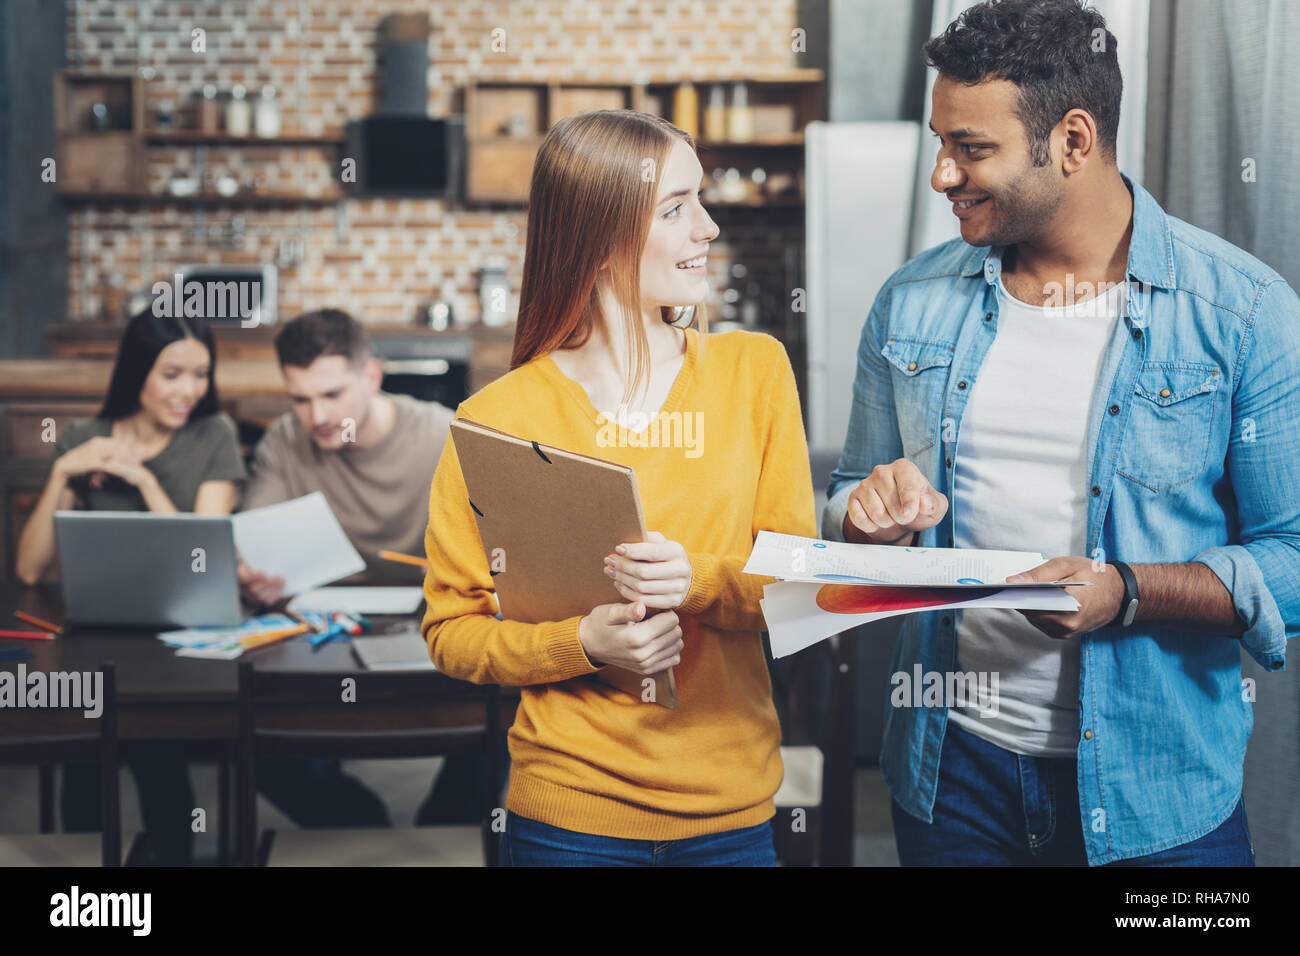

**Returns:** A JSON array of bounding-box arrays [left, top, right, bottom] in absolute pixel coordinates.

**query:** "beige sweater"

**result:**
[[241, 392, 454, 580]]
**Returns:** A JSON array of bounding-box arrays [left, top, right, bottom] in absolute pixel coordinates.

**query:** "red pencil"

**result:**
[[0, 629, 55, 641]]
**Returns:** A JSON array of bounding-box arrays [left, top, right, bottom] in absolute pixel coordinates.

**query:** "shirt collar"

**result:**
[[957, 172, 1177, 290]]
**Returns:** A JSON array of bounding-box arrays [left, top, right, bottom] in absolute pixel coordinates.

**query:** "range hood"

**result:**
[[345, 13, 464, 198]]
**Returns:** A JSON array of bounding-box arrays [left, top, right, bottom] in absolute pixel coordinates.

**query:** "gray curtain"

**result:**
[[1160, 0, 1300, 865]]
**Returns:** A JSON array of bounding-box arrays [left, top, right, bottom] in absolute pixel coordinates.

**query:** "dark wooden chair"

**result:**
[[236, 661, 502, 866], [768, 628, 858, 866], [0, 660, 121, 866]]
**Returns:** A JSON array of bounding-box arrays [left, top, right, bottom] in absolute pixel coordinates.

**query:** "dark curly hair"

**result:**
[[923, 0, 1122, 167]]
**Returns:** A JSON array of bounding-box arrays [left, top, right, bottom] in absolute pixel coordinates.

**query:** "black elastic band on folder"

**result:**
[[531, 441, 552, 464], [469, 499, 483, 516]]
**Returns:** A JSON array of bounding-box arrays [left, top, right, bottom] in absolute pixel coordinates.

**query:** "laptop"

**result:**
[[54, 511, 243, 628]]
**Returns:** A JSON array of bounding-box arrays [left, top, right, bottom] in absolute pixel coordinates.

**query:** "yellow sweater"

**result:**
[[421, 328, 816, 840]]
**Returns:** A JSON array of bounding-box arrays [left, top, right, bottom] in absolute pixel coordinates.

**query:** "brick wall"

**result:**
[[65, 0, 807, 328]]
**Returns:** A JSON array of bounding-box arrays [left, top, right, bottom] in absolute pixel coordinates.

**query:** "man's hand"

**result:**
[[1008, 556, 1124, 639], [843, 458, 948, 545], [237, 560, 286, 608]]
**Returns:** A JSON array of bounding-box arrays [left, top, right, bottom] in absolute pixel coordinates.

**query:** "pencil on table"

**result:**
[[13, 611, 61, 634], [237, 624, 309, 651], [0, 629, 55, 641], [284, 609, 322, 633], [378, 549, 429, 569]]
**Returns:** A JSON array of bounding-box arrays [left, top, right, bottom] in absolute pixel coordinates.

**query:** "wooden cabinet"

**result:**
[[464, 72, 823, 205], [54, 71, 146, 195]]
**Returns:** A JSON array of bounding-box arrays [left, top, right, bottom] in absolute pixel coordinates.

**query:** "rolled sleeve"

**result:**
[[1195, 278, 1300, 671], [821, 482, 855, 542], [1194, 545, 1287, 670]]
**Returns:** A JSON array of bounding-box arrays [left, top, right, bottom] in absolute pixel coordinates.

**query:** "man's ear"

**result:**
[[361, 356, 383, 392], [1059, 108, 1097, 175]]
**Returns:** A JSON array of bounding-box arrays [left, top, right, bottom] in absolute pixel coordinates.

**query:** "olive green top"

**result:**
[[54, 412, 247, 512]]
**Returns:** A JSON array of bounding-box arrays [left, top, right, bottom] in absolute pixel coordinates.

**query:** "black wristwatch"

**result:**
[[1107, 560, 1140, 627]]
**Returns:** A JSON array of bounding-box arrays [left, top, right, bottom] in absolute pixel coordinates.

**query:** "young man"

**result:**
[[824, 0, 1300, 866], [238, 309, 485, 828]]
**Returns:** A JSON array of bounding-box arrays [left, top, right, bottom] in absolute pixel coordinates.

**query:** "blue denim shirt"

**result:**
[[822, 175, 1300, 864]]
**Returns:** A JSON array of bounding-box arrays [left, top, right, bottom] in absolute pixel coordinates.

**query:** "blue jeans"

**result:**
[[892, 721, 1255, 866], [500, 811, 778, 866]]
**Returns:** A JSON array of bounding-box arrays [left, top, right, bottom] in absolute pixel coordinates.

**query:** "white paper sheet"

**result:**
[[232, 492, 366, 596], [760, 580, 1079, 658], [287, 586, 425, 615], [745, 531, 1066, 587]]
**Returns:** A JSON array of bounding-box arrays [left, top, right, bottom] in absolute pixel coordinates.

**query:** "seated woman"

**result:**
[[16, 308, 246, 865], [422, 109, 817, 866]]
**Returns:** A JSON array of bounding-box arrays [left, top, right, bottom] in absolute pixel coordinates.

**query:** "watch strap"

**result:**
[[1107, 560, 1140, 627]]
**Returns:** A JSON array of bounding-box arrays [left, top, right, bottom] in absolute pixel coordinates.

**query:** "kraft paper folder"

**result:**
[[450, 418, 678, 708]]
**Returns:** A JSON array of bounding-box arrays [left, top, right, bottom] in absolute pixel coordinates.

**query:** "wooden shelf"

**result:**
[[707, 196, 804, 208], [696, 136, 805, 148], [144, 131, 346, 146], [57, 191, 344, 206]]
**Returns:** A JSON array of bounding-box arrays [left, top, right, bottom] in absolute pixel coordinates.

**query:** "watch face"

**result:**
[[1122, 598, 1139, 627]]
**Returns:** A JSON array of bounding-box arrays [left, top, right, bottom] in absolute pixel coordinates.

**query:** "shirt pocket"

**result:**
[[880, 337, 956, 461], [1117, 362, 1221, 492]]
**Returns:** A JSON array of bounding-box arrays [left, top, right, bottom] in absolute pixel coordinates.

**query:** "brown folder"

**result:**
[[449, 417, 677, 708]]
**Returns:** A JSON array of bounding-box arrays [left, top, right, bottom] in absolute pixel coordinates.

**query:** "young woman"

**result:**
[[422, 110, 817, 866], [17, 310, 246, 582], [16, 309, 246, 866]]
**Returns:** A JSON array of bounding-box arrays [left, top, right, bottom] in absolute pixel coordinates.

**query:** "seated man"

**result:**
[[238, 308, 491, 828]]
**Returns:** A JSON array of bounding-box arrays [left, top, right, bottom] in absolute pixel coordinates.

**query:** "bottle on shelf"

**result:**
[[225, 84, 251, 137], [672, 82, 699, 138], [197, 84, 220, 132], [704, 84, 727, 141], [727, 82, 754, 143], [254, 85, 281, 138]]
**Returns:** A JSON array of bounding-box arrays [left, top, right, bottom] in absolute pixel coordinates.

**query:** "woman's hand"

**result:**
[[578, 601, 683, 675], [55, 436, 149, 489], [604, 531, 693, 609], [55, 436, 129, 481], [95, 455, 158, 490]]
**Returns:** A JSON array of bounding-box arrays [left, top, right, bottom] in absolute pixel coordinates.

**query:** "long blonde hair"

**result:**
[[512, 109, 708, 406]]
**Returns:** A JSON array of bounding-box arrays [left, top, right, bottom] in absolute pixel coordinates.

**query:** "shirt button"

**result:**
[[1160, 387, 1171, 398], [957, 381, 967, 390], [984, 312, 993, 321], [1084, 730, 1093, 740], [1108, 404, 1120, 415], [945, 457, 952, 468], [908, 361, 917, 371], [1090, 485, 1101, 497], [1132, 329, 1142, 340]]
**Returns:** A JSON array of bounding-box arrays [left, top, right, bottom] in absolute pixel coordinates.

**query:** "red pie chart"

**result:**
[[815, 584, 997, 614]]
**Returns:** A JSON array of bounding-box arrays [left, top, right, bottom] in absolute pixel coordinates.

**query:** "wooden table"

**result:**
[[0, 582, 513, 864], [0, 582, 516, 742]]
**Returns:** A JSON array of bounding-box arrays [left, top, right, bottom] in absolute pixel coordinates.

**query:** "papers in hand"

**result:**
[[745, 531, 1062, 586], [745, 533, 1080, 658], [760, 581, 1079, 658], [232, 492, 365, 596]]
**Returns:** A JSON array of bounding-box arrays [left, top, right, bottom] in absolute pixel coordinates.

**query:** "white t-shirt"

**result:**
[[946, 277, 1124, 756]]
